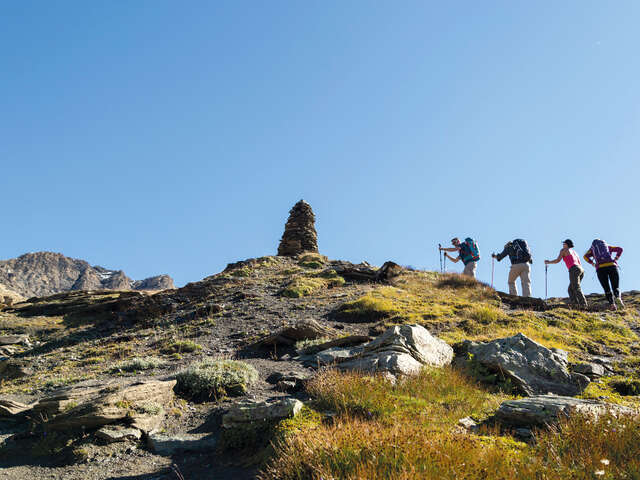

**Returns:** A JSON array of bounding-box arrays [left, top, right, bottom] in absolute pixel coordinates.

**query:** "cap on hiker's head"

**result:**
[[563, 239, 574, 248], [451, 237, 460, 244]]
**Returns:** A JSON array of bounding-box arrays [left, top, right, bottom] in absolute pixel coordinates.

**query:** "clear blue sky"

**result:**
[[2, 1, 639, 298]]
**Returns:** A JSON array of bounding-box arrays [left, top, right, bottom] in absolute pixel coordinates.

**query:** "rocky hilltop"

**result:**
[[0, 252, 175, 298], [0, 202, 638, 480]]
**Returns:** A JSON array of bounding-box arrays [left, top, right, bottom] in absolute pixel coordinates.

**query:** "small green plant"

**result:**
[[282, 277, 325, 298], [175, 358, 258, 401]]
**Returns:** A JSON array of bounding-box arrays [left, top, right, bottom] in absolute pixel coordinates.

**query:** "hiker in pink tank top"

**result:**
[[544, 239, 587, 307]]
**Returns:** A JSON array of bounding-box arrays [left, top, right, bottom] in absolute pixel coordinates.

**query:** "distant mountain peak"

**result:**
[[0, 251, 174, 298]]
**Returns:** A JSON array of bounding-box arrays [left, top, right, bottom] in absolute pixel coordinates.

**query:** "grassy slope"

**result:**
[[263, 269, 640, 480]]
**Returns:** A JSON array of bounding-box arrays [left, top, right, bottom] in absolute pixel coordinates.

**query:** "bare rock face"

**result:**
[[337, 324, 454, 377], [0, 252, 174, 297], [303, 324, 453, 377], [277, 200, 319, 256], [131, 275, 175, 291], [456, 333, 590, 396]]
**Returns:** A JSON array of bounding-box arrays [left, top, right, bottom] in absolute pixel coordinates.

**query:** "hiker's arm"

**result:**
[[545, 250, 564, 264], [583, 249, 595, 266], [493, 247, 508, 261], [444, 252, 460, 262], [440, 247, 458, 252], [609, 246, 623, 261]]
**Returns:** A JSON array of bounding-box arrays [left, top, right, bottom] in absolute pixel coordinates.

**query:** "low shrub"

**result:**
[[175, 359, 258, 401], [112, 356, 165, 372]]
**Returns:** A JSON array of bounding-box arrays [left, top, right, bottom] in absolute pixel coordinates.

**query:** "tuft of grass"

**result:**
[[282, 277, 326, 298], [160, 339, 202, 354], [175, 358, 258, 401], [111, 356, 165, 373]]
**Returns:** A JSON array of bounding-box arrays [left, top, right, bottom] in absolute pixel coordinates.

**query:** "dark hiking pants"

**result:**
[[597, 265, 620, 304], [568, 265, 587, 306]]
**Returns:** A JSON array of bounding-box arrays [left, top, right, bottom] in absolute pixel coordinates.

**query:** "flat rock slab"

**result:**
[[0, 398, 36, 416], [253, 319, 337, 347], [299, 335, 371, 355], [0, 335, 30, 346], [571, 362, 606, 378], [43, 379, 176, 432], [300, 345, 365, 367], [96, 426, 142, 443], [495, 395, 637, 428], [457, 333, 589, 396], [147, 432, 218, 455], [222, 397, 303, 428]]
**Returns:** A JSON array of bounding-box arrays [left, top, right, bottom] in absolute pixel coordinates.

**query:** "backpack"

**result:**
[[591, 239, 613, 264], [460, 237, 480, 264], [511, 239, 531, 263]]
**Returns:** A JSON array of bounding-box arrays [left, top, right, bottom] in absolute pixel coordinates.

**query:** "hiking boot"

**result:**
[[608, 303, 618, 311]]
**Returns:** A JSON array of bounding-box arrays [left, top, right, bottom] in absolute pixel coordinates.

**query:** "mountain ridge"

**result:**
[[0, 251, 174, 298]]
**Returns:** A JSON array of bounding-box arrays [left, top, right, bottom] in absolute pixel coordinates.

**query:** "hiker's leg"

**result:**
[[575, 267, 588, 306], [567, 265, 579, 303], [463, 261, 476, 278], [507, 265, 519, 295], [611, 267, 620, 299], [520, 263, 531, 297], [597, 267, 614, 304]]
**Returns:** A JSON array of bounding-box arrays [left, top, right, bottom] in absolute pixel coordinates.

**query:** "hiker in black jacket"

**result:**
[[492, 239, 532, 297]]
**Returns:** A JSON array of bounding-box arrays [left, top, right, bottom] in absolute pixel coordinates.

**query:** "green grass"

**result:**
[[260, 368, 640, 480]]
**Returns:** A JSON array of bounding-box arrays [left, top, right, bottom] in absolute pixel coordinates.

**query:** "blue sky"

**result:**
[[1, 1, 639, 298]]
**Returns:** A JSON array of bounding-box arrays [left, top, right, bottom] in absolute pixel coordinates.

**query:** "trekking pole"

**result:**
[[545, 264, 548, 300], [438, 244, 443, 272], [491, 255, 495, 288], [443, 252, 447, 273]]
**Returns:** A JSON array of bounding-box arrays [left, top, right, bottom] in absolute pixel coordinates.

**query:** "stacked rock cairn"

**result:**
[[277, 200, 319, 256]]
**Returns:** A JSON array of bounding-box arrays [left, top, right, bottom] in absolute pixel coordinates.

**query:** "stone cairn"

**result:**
[[277, 200, 319, 256]]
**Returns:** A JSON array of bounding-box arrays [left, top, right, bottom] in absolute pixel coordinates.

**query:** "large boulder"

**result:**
[[334, 324, 453, 377], [456, 333, 589, 396], [494, 395, 637, 428]]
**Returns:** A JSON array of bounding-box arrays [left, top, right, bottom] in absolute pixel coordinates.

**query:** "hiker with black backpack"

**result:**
[[491, 239, 533, 297], [439, 237, 480, 278], [583, 239, 624, 310], [544, 239, 588, 308]]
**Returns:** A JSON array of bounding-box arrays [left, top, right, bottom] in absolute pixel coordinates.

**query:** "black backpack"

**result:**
[[511, 239, 531, 263]]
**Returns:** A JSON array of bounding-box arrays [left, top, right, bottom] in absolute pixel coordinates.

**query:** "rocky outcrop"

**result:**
[[456, 333, 590, 396], [38, 379, 176, 433], [305, 324, 453, 377], [278, 200, 318, 256], [494, 395, 637, 428], [0, 252, 174, 298], [222, 398, 303, 429], [131, 275, 175, 291]]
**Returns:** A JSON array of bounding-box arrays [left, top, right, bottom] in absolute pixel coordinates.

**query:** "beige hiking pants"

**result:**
[[508, 262, 531, 297], [463, 261, 477, 278]]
